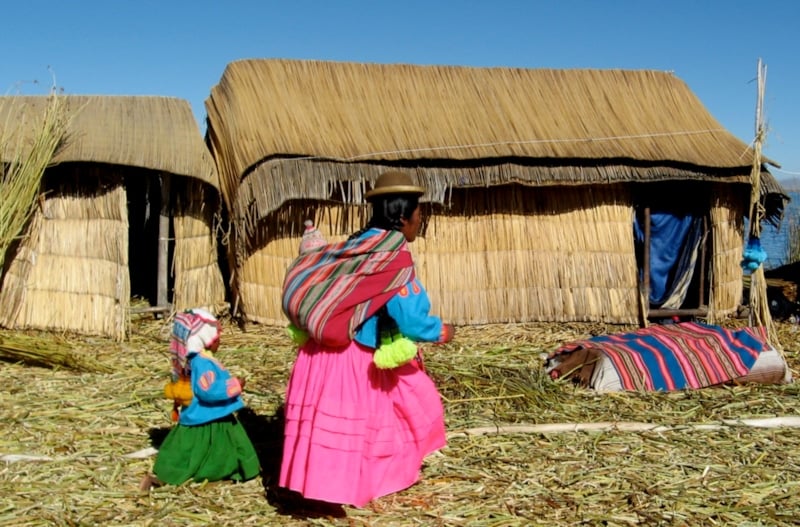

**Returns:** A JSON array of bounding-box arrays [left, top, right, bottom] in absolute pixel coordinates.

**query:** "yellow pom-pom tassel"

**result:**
[[164, 377, 193, 407], [373, 337, 418, 369]]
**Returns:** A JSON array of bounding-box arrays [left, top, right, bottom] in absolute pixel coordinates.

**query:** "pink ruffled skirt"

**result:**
[[279, 339, 446, 507]]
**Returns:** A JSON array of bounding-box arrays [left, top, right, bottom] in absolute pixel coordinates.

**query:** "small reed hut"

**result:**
[[0, 95, 225, 339], [205, 59, 788, 326]]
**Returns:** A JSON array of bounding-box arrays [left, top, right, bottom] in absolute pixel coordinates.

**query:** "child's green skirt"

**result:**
[[153, 415, 260, 485]]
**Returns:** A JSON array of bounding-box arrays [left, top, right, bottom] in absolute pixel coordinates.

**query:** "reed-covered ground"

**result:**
[[1, 316, 799, 526]]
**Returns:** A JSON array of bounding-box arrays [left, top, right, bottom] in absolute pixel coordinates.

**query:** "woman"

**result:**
[[279, 170, 454, 507]]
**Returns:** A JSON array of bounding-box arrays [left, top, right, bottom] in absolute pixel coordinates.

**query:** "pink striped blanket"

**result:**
[[281, 230, 414, 347], [548, 322, 768, 391]]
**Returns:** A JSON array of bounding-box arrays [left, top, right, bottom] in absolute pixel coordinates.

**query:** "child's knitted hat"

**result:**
[[298, 219, 327, 255], [169, 308, 221, 380]]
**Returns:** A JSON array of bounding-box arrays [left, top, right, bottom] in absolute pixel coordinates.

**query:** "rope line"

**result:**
[[277, 128, 731, 163]]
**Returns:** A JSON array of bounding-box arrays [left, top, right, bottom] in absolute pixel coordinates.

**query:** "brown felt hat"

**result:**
[[365, 171, 425, 200]]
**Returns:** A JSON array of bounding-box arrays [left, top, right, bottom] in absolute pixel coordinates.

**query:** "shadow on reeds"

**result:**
[[145, 426, 172, 449], [237, 405, 347, 520], [144, 406, 345, 519]]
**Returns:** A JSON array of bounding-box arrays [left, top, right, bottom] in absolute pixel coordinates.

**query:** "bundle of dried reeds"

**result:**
[[0, 330, 111, 372], [0, 91, 68, 270]]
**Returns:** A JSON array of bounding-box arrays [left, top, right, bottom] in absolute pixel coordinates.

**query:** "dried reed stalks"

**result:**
[[1, 317, 798, 526], [0, 91, 68, 270], [0, 330, 111, 372], [0, 169, 130, 339], [172, 177, 226, 312], [0, 95, 224, 338], [207, 60, 768, 212], [707, 184, 746, 323]]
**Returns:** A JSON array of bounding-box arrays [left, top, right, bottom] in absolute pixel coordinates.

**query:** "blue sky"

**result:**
[[2, 0, 798, 179]]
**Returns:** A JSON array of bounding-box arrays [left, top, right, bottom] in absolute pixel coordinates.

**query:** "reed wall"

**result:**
[[709, 184, 746, 318], [234, 184, 639, 326], [0, 169, 129, 339], [172, 177, 226, 312]]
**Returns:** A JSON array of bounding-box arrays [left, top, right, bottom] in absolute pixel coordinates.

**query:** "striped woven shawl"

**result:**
[[282, 230, 414, 347], [550, 322, 766, 391]]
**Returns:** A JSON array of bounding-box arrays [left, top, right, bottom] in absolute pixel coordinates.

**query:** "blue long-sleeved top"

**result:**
[[353, 229, 445, 348], [179, 351, 245, 426]]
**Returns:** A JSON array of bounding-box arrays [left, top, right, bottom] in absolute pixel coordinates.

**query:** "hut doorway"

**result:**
[[634, 183, 712, 320], [126, 171, 173, 309]]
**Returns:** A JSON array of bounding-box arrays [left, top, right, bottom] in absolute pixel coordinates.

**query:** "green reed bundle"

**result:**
[[0, 92, 68, 270]]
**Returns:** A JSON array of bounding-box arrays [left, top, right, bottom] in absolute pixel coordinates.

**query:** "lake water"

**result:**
[[759, 190, 799, 270]]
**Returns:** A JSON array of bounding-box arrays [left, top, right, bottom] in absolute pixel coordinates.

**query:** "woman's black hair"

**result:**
[[349, 194, 419, 240]]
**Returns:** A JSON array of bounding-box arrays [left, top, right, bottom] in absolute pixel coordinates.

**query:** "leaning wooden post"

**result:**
[[157, 173, 171, 312], [638, 207, 651, 328], [746, 59, 779, 348]]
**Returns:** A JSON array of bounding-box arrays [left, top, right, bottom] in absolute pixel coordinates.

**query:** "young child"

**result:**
[[140, 308, 260, 491], [298, 219, 327, 255]]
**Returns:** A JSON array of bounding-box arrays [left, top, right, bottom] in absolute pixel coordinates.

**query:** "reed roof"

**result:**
[[0, 95, 218, 189], [206, 59, 782, 203]]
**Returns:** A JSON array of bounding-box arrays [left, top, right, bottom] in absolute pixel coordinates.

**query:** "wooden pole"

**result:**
[[447, 416, 800, 438], [643, 207, 651, 302], [637, 207, 651, 327], [157, 173, 171, 312], [698, 215, 707, 308], [746, 59, 779, 348]]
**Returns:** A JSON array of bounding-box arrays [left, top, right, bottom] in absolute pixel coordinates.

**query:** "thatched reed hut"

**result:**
[[205, 58, 788, 326], [0, 95, 225, 339]]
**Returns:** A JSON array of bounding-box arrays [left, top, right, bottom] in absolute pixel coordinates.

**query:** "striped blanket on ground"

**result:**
[[282, 230, 414, 347], [548, 322, 767, 391]]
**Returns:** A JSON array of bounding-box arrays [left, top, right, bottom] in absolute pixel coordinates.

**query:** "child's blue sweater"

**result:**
[[179, 351, 245, 426]]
